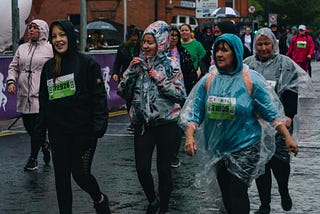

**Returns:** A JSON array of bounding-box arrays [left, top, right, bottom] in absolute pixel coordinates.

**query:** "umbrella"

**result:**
[[87, 20, 117, 31], [211, 7, 240, 18], [87, 20, 122, 45]]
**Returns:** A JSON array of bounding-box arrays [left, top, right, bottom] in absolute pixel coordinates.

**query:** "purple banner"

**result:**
[[0, 52, 125, 121]]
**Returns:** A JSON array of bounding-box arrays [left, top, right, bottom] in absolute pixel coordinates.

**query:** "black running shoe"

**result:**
[[254, 204, 270, 214], [146, 198, 159, 214], [42, 141, 51, 165], [127, 124, 135, 134], [281, 194, 292, 211], [94, 193, 111, 214], [24, 157, 38, 171], [170, 158, 181, 168]]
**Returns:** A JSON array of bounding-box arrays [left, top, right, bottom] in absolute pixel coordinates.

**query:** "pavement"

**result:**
[[1, 62, 320, 213]]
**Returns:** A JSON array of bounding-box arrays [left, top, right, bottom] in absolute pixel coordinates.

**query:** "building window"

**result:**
[[225, 0, 233, 8]]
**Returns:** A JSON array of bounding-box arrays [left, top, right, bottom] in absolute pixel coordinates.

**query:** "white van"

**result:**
[[170, 15, 199, 30]]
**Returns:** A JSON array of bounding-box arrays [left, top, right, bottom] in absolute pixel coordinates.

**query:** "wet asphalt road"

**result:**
[[1, 62, 320, 213]]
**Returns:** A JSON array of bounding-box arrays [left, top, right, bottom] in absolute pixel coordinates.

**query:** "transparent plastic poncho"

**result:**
[[243, 27, 317, 144], [178, 65, 286, 190]]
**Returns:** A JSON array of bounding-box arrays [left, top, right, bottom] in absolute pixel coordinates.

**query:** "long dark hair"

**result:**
[[169, 26, 182, 47]]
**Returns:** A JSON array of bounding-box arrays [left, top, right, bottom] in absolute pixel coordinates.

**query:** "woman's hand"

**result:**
[[286, 136, 299, 156], [148, 69, 159, 79], [7, 84, 16, 94], [128, 57, 141, 70], [285, 116, 292, 128], [185, 135, 197, 156], [112, 74, 119, 82]]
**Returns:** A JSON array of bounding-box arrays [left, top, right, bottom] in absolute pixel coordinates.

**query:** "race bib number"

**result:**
[[47, 73, 76, 100], [206, 96, 236, 120], [297, 41, 307, 49]]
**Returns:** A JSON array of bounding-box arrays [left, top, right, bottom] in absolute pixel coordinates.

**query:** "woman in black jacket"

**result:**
[[37, 20, 110, 214]]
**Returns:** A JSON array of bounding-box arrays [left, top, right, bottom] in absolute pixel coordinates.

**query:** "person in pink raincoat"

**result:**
[[6, 19, 53, 171]]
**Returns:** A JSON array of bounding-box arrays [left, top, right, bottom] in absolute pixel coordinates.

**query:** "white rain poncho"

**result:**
[[244, 27, 317, 161], [179, 34, 287, 190]]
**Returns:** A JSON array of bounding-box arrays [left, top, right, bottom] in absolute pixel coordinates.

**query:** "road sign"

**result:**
[[196, 0, 218, 18], [248, 6, 255, 13], [269, 14, 278, 25]]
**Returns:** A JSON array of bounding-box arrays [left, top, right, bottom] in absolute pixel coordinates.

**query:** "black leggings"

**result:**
[[217, 163, 250, 214], [255, 156, 291, 206], [21, 113, 46, 159], [134, 122, 176, 211], [49, 132, 102, 214]]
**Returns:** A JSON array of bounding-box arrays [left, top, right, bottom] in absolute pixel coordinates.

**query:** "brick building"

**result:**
[[29, 0, 249, 31]]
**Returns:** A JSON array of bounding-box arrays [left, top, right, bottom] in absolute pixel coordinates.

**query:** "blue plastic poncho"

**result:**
[[179, 34, 286, 187]]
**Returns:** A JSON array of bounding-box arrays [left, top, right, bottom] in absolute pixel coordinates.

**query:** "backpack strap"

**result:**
[[242, 64, 253, 97], [205, 64, 253, 97], [205, 70, 217, 91]]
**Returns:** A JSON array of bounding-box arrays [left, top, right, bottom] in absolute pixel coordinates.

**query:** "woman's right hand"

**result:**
[[128, 57, 141, 70], [7, 84, 16, 94], [185, 135, 197, 156]]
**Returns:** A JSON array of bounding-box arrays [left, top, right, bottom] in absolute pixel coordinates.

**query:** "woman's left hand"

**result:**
[[148, 69, 159, 79]]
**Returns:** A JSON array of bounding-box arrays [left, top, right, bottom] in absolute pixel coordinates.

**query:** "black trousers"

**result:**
[[49, 132, 102, 214], [170, 124, 183, 163], [217, 163, 250, 214], [134, 122, 176, 211], [255, 156, 291, 206], [21, 113, 46, 159]]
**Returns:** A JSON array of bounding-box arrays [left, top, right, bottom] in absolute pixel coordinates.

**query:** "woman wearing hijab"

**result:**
[[244, 27, 315, 214], [118, 21, 185, 213], [7, 19, 53, 171], [179, 33, 298, 214], [37, 20, 110, 213]]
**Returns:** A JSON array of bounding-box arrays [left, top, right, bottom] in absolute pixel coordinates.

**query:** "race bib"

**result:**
[[297, 41, 307, 49], [206, 96, 236, 120], [47, 73, 76, 100]]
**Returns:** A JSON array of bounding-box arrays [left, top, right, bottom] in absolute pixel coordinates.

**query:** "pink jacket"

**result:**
[[7, 19, 53, 114], [287, 34, 314, 63]]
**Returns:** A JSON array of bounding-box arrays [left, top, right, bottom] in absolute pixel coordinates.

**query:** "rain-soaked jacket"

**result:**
[[7, 19, 53, 114], [179, 34, 285, 186], [117, 21, 185, 130], [244, 27, 316, 162]]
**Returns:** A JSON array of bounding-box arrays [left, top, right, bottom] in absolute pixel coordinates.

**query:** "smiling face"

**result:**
[[215, 41, 235, 72], [255, 35, 274, 60], [51, 25, 68, 54], [180, 25, 192, 42], [142, 34, 157, 58]]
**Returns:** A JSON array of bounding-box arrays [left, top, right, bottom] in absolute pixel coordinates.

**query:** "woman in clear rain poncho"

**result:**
[[244, 27, 316, 214], [178, 33, 299, 214]]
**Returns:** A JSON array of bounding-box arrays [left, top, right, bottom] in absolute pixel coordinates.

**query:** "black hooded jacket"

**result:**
[[38, 20, 108, 137]]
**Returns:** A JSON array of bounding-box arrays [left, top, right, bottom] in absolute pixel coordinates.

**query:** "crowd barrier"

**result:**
[[0, 51, 125, 121]]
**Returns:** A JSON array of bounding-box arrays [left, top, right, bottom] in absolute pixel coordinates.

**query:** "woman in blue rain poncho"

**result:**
[[178, 33, 299, 214], [244, 27, 316, 213]]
